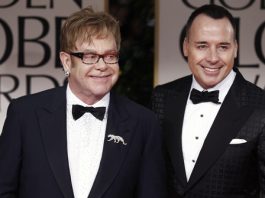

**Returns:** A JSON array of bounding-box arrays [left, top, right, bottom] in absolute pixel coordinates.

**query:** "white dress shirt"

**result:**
[[182, 70, 236, 180], [66, 85, 109, 198]]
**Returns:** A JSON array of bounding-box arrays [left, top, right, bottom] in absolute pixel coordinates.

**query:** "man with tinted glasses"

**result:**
[[0, 7, 167, 198], [151, 4, 265, 198]]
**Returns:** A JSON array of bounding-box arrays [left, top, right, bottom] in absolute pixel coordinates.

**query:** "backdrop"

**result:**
[[1, 0, 265, 132], [155, 0, 265, 87], [0, 0, 105, 132]]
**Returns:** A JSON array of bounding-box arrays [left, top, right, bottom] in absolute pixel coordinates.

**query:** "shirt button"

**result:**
[[195, 136, 199, 140], [192, 160, 195, 163], [200, 114, 204, 117]]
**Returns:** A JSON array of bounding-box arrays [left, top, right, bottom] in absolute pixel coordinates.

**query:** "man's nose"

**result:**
[[206, 48, 219, 63], [95, 57, 108, 70]]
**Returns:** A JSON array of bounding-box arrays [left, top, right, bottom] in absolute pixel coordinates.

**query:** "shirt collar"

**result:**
[[191, 70, 236, 103], [66, 84, 110, 109]]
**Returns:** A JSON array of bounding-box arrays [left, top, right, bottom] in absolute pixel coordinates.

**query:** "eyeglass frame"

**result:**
[[69, 52, 119, 65]]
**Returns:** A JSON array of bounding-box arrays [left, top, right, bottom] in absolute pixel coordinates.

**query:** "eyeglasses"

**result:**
[[70, 52, 119, 65]]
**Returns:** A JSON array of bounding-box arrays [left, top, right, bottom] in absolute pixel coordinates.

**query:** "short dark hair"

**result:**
[[185, 4, 237, 39]]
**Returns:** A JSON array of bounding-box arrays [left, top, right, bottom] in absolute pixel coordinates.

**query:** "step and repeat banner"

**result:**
[[155, 0, 265, 86], [0, 0, 106, 132]]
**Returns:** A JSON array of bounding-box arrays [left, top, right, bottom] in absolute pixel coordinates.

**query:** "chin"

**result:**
[[205, 82, 219, 89], [92, 88, 111, 97]]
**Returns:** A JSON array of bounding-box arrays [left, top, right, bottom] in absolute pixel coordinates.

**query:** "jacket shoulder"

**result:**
[[233, 71, 265, 107], [10, 86, 65, 108], [154, 75, 192, 93]]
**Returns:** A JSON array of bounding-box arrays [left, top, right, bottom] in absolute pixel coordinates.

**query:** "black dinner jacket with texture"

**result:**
[[0, 86, 167, 198], [151, 68, 265, 198]]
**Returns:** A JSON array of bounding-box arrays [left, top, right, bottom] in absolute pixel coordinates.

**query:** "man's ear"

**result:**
[[60, 51, 71, 73], [234, 40, 238, 58], [183, 37, 188, 57]]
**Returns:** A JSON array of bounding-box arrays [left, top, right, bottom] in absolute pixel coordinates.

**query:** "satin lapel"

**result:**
[[186, 79, 253, 191], [88, 93, 132, 198], [37, 87, 74, 198], [164, 81, 191, 187]]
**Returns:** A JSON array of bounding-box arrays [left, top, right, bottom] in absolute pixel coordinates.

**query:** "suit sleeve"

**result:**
[[258, 113, 265, 197], [0, 101, 22, 198], [150, 87, 166, 125], [136, 113, 167, 198]]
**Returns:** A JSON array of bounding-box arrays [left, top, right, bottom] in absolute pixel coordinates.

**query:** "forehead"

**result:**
[[188, 14, 234, 41], [75, 34, 117, 52]]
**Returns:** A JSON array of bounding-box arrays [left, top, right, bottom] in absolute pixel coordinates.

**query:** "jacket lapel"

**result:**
[[37, 87, 74, 198], [186, 72, 254, 191], [88, 92, 132, 198], [164, 78, 192, 188]]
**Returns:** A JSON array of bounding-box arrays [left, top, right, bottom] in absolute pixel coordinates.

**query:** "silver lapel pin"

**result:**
[[107, 134, 127, 145]]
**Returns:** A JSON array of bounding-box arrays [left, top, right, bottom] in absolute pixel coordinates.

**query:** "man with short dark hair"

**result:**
[[152, 4, 265, 197]]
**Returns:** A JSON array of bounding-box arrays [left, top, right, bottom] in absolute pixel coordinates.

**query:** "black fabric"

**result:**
[[0, 87, 168, 198], [151, 70, 265, 198], [72, 104, 106, 120], [190, 88, 220, 104]]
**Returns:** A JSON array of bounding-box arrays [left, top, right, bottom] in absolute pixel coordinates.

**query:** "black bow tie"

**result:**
[[72, 104, 106, 121], [190, 88, 221, 104]]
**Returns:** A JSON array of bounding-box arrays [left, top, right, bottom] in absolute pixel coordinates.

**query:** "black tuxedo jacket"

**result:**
[[151, 69, 265, 198], [0, 86, 167, 198]]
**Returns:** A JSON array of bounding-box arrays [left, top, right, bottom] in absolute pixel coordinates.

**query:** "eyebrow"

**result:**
[[194, 41, 231, 45], [194, 41, 207, 45], [219, 42, 231, 45], [82, 49, 118, 54]]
